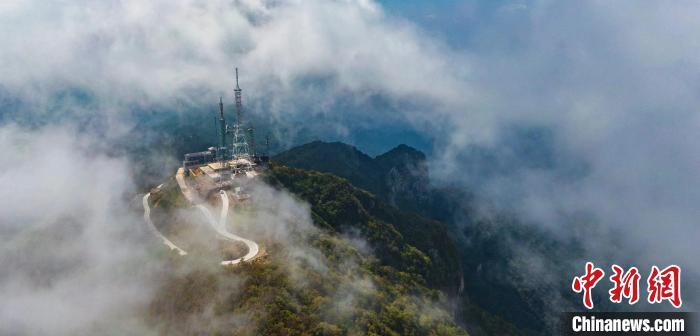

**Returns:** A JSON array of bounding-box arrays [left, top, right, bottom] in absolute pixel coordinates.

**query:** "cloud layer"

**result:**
[[0, 125, 163, 335], [1, 0, 698, 321], [0, 0, 475, 129]]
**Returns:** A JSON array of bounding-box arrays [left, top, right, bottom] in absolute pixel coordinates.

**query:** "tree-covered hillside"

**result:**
[[273, 141, 385, 195], [266, 164, 462, 292], [274, 141, 439, 216], [147, 164, 472, 335], [272, 141, 576, 335]]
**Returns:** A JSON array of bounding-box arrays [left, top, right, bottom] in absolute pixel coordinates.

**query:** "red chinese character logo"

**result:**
[[608, 265, 640, 304], [572, 262, 605, 309], [647, 265, 682, 308]]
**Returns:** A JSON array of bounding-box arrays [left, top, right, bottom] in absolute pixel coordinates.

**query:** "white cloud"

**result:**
[[1, 0, 698, 319], [0, 0, 478, 129], [0, 125, 163, 335]]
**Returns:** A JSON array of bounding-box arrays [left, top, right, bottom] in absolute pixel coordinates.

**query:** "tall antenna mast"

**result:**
[[248, 127, 256, 157], [230, 67, 250, 160], [219, 96, 225, 119], [218, 97, 230, 189], [218, 96, 226, 149], [235, 67, 242, 127]]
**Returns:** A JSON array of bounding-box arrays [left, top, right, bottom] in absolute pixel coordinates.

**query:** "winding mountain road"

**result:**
[[142, 181, 261, 266], [142, 193, 188, 256], [195, 191, 260, 265]]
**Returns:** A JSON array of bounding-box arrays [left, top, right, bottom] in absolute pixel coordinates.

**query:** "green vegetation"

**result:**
[[147, 164, 469, 335], [273, 141, 384, 195], [271, 141, 539, 335], [273, 142, 432, 211], [265, 164, 461, 292], [150, 228, 467, 336], [274, 141, 450, 223]]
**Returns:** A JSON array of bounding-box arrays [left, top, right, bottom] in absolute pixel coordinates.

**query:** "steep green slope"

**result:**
[[151, 235, 469, 336], [263, 165, 525, 336], [272, 142, 545, 335], [266, 164, 462, 292]]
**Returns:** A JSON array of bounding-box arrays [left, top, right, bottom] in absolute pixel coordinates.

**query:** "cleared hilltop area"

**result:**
[[144, 69, 267, 266]]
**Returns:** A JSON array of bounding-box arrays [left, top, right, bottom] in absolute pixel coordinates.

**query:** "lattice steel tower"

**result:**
[[229, 68, 251, 160], [217, 96, 227, 161]]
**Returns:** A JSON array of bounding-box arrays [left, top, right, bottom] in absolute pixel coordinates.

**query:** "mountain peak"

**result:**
[[297, 140, 369, 156], [272, 141, 382, 193], [274, 141, 430, 211], [376, 144, 426, 164]]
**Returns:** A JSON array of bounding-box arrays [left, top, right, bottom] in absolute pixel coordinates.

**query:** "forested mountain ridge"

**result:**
[[273, 141, 436, 214], [272, 141, 566, 335], [265, 164, 462, 292], [147, 164, 471, 335]]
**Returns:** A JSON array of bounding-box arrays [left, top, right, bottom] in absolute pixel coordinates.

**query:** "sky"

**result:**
[[0, 0, 698, 331]]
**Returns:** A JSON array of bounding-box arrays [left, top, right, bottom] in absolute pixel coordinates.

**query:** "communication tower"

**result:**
[[229, 68, 251, 160]]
